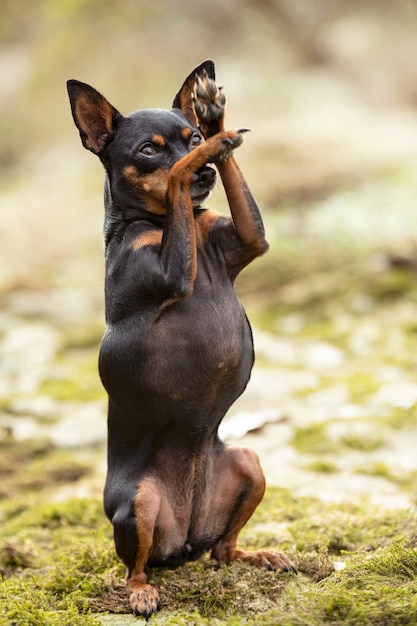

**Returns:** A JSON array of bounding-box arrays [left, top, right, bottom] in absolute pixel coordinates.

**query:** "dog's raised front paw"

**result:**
[[193, 71, 226, 137], [205, 129, 246, 164]]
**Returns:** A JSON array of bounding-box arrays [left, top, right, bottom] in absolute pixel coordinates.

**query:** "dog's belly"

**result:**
[[100, 285, 253, 430], [153, 293, 252, 389]]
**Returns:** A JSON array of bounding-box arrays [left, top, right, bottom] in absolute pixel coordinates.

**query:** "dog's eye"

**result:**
[[190, 133, 203, 148], [139, 144, 157, 157]]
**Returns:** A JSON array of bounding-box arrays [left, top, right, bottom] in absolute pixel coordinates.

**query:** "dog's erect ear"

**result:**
[[67, 80, 122, 155], [172, 60, 215, 127]]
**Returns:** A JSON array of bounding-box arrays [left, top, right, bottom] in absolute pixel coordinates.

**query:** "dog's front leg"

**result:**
[[217, 156, 268, 261], [193, 73, 268, 272], [158, 165, 198, 300], [127, 478, 162, 618], [159, 130, 246, 300]]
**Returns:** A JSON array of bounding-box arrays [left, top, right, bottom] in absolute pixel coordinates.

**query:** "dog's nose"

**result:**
[[192, 166, 216, 186]]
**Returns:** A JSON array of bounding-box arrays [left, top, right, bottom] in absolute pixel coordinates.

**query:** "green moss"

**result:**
[[304, 459, 339, 473], [0, 541, 35, 575], [370, 268, 417, 301], [353, 462, 417, 500], [340, 431, 385, 452], [287, 544, 417, 625], [151, 560, 289, 618], [381, 405, 417, 430], [346, 371, 381, 403], [0, 435, 54, 487], [353, 461, 417, 497], [2, 598, 102, 626], [1, 486, 417, 625], [0, 498, 116, 625], [34, 343, 104, 403], [291, 422, 332, 455], [60, 322, 103, 351], [0, 434, 94, 502], [38, 365, 103, 402], [354, 461, 393, 479], [14, 452, 92, 492]]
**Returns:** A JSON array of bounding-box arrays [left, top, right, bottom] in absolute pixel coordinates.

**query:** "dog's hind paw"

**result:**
[[230, 548, 297, 575], [130, 583, 160, 620]]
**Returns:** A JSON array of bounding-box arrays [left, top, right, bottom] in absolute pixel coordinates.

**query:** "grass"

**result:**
[[1, 452, 417, 626]]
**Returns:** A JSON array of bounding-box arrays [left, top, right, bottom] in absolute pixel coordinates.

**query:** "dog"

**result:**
[[67, 60, 296, 619]]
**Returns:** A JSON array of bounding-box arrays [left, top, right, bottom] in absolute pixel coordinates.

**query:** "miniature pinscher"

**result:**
[[67, 60, 296, 619]]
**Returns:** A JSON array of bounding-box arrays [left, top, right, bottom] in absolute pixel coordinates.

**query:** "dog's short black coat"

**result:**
[[67, 60, 296, 619]]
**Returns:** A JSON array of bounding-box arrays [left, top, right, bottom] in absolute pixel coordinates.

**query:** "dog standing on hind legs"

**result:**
[[67, 60, 296, 619]]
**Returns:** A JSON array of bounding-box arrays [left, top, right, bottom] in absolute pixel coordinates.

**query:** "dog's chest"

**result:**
[[100, 238, 254, 412], [158, 264, 251, 367], [136, 254, 253, 401]]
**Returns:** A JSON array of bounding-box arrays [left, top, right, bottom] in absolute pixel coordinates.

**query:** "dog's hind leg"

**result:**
[[204, 446, 297, 574]]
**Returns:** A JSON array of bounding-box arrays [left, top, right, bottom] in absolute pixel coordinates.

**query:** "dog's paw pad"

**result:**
[[193, 71, 226, 129]]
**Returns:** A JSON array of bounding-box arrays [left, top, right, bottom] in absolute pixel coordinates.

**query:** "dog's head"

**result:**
[[67, 61, 217, 216]]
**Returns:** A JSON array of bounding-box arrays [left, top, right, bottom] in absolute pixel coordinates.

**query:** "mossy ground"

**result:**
[[1, 471, 417, 625]]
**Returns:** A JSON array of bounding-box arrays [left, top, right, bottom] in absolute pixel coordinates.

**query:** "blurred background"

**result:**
[[2, 0, 417, 508]]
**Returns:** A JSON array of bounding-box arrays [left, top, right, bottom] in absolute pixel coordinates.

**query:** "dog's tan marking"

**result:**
[[123, 165, 169, 215], [181, 127, 193, 141], [196, 209, 223, 244], [151, 134, 166, 147], [131, 230, 163, 251], [128, 477, 162, 616]]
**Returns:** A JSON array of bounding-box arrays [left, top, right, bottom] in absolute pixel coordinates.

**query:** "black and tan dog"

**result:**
[[67, 60, 296, 619]]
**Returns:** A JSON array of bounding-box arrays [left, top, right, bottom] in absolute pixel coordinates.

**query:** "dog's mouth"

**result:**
[[191, 188, 211, 207], [190, 166, 216, 207]]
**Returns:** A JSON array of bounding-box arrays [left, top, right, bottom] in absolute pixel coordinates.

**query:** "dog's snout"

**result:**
[[195, 166, 216, 186], [190, 166, 216, 206]]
